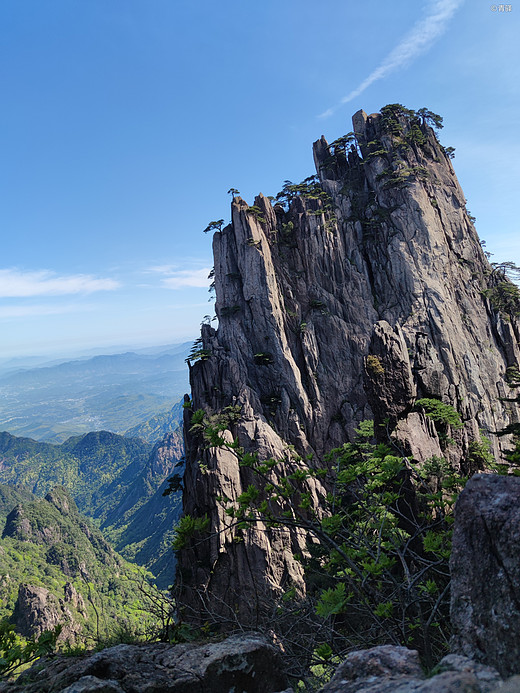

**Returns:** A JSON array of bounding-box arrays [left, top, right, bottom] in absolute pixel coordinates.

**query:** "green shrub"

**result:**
[[366, 355, 385, 377], [183, 412, 464, 669], [414, 398, 463, 429]]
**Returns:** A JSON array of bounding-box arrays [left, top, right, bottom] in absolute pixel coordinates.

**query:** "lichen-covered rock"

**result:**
[[318, 645, 423, 692], [364, 321, 416, 432], [494, 676, 520, 693], [317, 646, 502, 692], [177, 106, 520, 624], [60, 678, 124, 693], [450, 474, 520, 677], [435, 655, 502, 692], [0, 633, 288, 693]]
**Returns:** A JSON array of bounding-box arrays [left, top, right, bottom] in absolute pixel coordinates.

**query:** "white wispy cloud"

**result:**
[[161, 268, 212, 289], [147, 264, 177, 274], [0, 269, 120, 298], [319, 0, 465, 118], [145, 263, 213, 289]]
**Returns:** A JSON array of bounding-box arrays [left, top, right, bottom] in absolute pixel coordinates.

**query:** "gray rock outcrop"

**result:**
[[176, 106, 520, 624], [317, 646, 503, 692], [0, 633, 288, 693], [450, 473, 520, 677], [12, 583, 82, 642]]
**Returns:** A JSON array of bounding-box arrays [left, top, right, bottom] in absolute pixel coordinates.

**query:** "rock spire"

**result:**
[[176, 105, 520, 625]]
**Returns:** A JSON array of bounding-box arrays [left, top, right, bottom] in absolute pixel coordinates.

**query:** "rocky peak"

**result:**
[[45, 486, 77, 516], [177, 105, 520, 625], [148, 431, 183, 477], [12, 583, 82, 642]]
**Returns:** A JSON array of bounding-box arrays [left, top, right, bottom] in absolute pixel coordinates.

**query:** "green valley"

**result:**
[[0, 485, 163, 648], [0, 429, 184, 588]]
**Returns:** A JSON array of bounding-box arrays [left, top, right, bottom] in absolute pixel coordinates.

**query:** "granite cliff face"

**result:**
[[176, 106, 520, 624]]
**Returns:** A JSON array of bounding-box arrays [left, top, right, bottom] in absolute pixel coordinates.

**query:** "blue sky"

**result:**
[[1, 0, 518, 358]]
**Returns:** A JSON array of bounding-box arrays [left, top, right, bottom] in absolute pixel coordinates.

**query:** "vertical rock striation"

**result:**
[[450, 474, 520, 677], [176, 106, 520, 625]]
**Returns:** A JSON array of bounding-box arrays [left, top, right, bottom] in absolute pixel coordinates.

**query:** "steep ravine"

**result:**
[[176, 106, 520, 625]]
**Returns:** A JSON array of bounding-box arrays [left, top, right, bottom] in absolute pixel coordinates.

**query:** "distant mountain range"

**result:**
[[0, 341, 187, 649], [0, 343, 191, 443]]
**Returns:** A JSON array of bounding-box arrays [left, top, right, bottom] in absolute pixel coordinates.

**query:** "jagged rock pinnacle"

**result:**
[[176, 105, 520, 626]]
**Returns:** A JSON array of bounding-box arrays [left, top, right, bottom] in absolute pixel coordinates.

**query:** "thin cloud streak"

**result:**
[[161, 268, 212, 289], [319, 0, 465, 118], [0, 269, 120, 298]]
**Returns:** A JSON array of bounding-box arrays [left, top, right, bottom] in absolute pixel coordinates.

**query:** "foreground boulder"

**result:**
[[0, 633, 288, 693], [450, 474, 520, 678], [318, 646, 502, 692]]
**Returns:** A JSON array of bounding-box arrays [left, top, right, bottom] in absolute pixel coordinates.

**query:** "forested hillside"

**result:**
[[0, 429, 183, 587], [0, 485, 159, 646]]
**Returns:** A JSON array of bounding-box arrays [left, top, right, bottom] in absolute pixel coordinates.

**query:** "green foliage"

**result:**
[[246, 205, 266, 224], [443, 146, 456, 159], [416, 108, 444, 130], [0, 432, 153, 525], [505, 365, 520, 386], [414, 398, 463, 429], [380, 104, 417, 135], [490, 261, 520, 282], [466, 435, 494, 471], [0, 486, 164, 648], [316, 583, 350, 618], [185, 338, 212, 364], [275, 177, 336, 224], [188, 411, 466, 667], [329, 133, 356, 156], [0, 620, 61, 678], [172, 514, 210, 551], [253, 352, 274, 366], [483, 281, 520, 319], [380, 104, 443, 137], [260, 394, 282, 416], [203, 219, 224, 234], [365, 354, 384, 377], [376, 165, 429, 189]]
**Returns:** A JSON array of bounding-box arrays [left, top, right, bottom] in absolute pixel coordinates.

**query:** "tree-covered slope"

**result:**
[[101, 433, 185, 589], [0, 430, 152, 521], [0, 430, 184, 586], [0, 485, 157, 645]]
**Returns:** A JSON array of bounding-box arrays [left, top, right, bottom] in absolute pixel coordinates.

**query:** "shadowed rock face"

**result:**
[[13, 583, 84, 642], [451, 474, 520, 678], [176, 107, 520, 625]]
